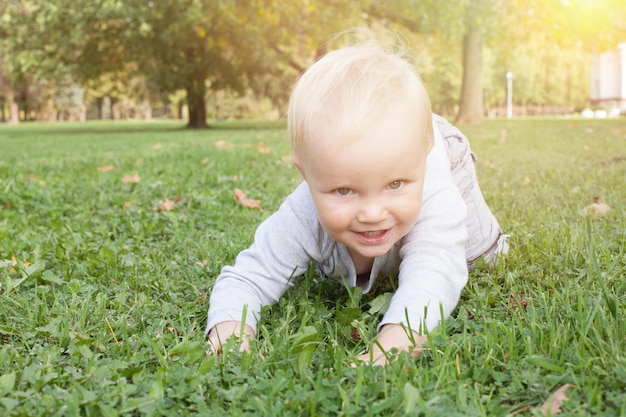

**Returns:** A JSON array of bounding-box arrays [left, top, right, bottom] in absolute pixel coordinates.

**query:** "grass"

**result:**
[[0, 117, 625, 416]]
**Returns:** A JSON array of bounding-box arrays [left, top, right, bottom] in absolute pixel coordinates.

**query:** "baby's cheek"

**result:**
[[320, 212, 346, 233]]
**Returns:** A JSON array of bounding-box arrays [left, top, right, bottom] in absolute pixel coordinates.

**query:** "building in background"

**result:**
[[590, 43, 626, 113]]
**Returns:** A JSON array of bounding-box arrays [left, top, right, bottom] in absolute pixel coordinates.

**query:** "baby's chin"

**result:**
[[346, 241, 397, 259]]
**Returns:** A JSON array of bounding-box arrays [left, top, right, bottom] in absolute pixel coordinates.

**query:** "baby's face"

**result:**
[[296, 102, 432, 264]]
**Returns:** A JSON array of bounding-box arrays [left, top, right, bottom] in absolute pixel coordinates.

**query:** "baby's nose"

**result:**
[[356, 200, 387, 223]]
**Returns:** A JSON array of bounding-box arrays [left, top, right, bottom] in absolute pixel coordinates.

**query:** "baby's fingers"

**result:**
[[206, 336, 222, 355], [353, 350, 389, 367], [206, 335, 252, 356]]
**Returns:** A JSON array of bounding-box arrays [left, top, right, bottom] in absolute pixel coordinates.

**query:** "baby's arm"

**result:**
[[356, 324, 427, 365], [206, 183, 320, 351], [357, 129, 468, 366], [207, 321, 256, 353]]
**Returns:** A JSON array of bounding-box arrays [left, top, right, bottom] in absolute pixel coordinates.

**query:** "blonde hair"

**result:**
[[288, 42, 433, 158]]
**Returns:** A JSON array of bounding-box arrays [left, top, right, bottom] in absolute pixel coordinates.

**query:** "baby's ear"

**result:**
[[427, 136, 434, 153], [292, 155, 307, 180], [425, 128, 435, 154]]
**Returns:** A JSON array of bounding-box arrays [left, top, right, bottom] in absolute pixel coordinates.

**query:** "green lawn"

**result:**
[[1, 118, 625, 416]]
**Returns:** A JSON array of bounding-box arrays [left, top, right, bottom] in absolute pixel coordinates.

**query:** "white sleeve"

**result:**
[[205, 183, 322, 334], [379, 125, 468, 332]]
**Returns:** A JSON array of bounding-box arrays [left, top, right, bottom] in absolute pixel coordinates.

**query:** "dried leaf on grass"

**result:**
[[537, 384, 573, 415], [583, 196, 610, 215], [28, 174, 46, 185], [500, 129, 508, 143], [234, 188, 262, 210], [215, 140, 233, 150], [595, 155, 626, 167], [7, 256, 17, 274], [153, 196, 182, 211], [97, 165, 114, 173], [7, 256, 31, 274], [507, 292, 528, 311], [257, 142, 270, 154], [122, 174, 141, 184], [483, 160, 501, 172], [153, 143, 162, 150]]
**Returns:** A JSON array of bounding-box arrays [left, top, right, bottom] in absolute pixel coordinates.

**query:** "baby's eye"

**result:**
[[335, 187, 352, 196], [388, 180, 404, 190]]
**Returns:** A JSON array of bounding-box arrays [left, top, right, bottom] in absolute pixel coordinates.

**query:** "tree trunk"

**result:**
[[111, 99, 121, 120], [48, 100, 57, 122], [9, 99, 19, 123], [7, 91, 20, 123], [186, 79, 208, 128], [96, 97, 104, 120], [455, 29, 484, 124], [79, 103, 87, 122], [144, 100, 152, 121]]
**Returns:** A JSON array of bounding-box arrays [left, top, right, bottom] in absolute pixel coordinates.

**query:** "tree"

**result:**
[[452, 0, 506, 124], [456, 29, 484, 124], [367, 0, 626, 123], [0, 1, 35, 123], [364, 0, 500, 124], [3, 1, 623, 125], [0, 0, 110, 122], [124, 0, 361, 128], [0, 0, 361, 126]]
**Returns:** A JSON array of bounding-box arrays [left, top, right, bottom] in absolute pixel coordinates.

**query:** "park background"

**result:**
[[0, 0, 625, 127], [1, 1, 626, 416]]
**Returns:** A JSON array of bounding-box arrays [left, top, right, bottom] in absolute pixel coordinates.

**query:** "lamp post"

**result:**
[[506, 71, 514, 119]]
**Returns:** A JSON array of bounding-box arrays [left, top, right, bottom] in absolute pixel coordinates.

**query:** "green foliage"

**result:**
[[516, 0, 626, 52], [3, 1, 623, 125], [1, 118, 626, 415]]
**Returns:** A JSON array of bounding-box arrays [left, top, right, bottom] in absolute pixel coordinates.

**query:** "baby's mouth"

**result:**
[[360, 230, 386, 237], [355, 229, 391, 244]]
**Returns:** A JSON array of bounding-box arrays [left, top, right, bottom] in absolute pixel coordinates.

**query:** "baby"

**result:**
[[206, 43, 508, 365]]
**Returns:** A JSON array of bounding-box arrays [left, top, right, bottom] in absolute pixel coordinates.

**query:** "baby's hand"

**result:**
[[355, 324, 426, 366], [207, 321, 255, 354]]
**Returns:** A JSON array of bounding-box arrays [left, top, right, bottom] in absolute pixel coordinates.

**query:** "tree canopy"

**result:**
[[0, 0, 624, 126]]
